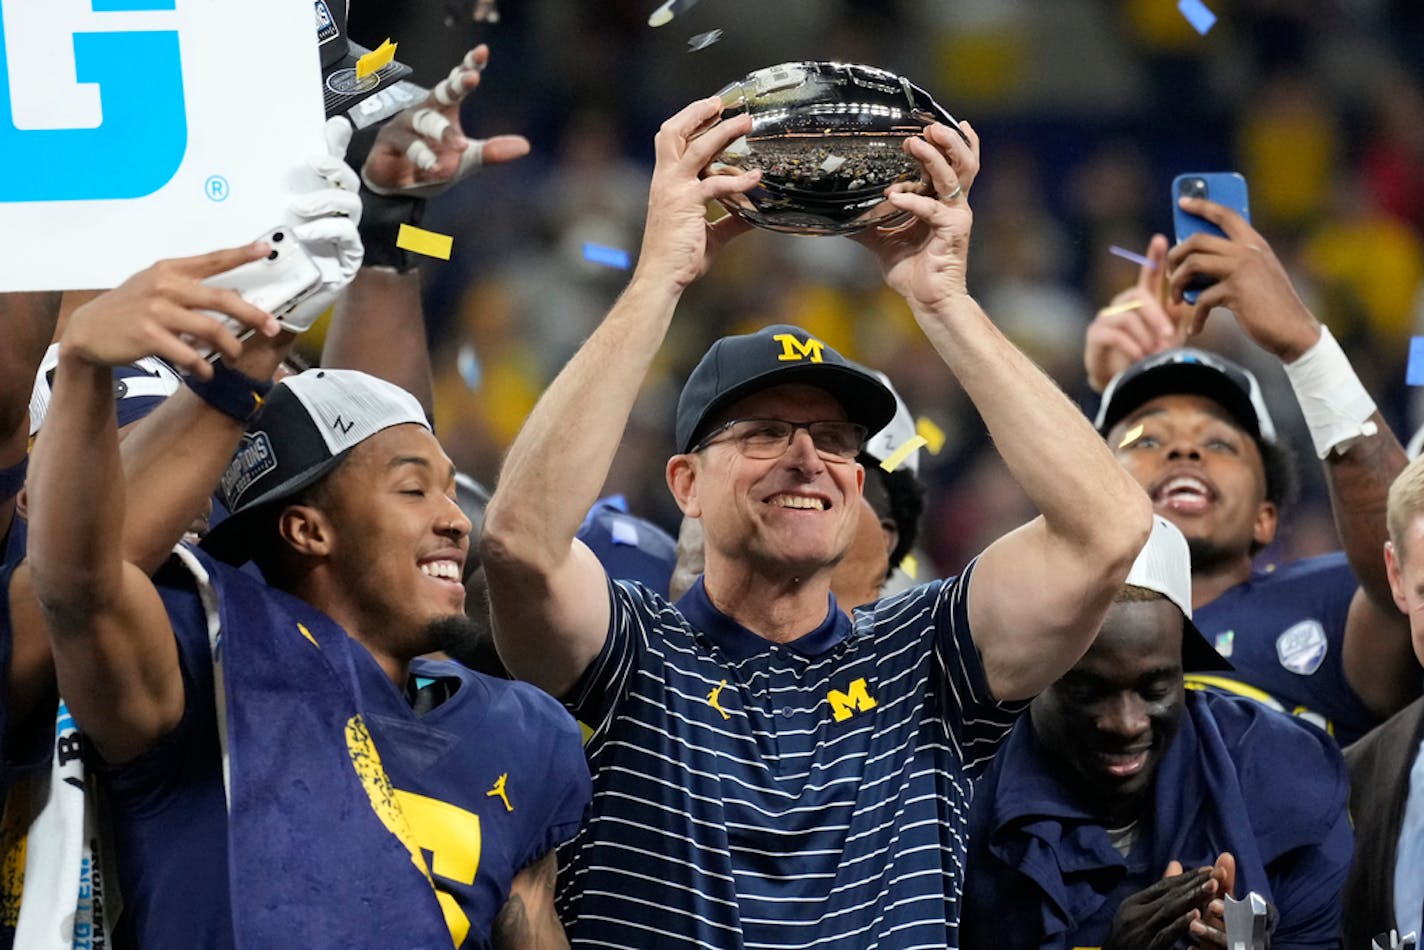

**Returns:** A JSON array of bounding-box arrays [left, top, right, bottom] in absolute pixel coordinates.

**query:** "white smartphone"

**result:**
[[195, 227, 324, 360]]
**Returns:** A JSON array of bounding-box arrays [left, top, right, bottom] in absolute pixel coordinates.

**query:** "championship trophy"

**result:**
[[700, 61, 964, 235], [1224, 892, 1271, 950]]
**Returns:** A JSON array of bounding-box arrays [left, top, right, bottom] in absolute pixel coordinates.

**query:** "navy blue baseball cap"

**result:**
[[577, 495, 678, 598], [675, 324, 897, 454], [1095, 347, 1277, 446]]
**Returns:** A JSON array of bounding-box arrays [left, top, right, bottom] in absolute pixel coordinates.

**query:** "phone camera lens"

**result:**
[[272, 231, 285, 242], [267, 250, 280, 261], [1182, 178, 1208, 199]]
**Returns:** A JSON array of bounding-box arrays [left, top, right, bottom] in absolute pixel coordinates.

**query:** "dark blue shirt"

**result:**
[[1191, 553, 1379, 745], [962, 692, 1353, 950], [557, 564, 1028, 949], [103, 550, 589, 950]]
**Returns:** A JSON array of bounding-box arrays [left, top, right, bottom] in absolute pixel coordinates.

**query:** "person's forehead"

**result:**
[[1078, 598, 1185, 672], [722, 383, 847, 420], [346, 424, 451, 476], [1119, 392, 1249, 434]]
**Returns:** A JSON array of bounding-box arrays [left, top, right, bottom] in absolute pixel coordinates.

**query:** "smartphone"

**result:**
[[1172, 172, 1250, 304], [195, 228, 323, 360]]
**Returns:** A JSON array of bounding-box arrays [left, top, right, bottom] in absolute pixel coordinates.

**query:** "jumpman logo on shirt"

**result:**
[[486, 773, 513, 812], [707, 680, 731, 720]]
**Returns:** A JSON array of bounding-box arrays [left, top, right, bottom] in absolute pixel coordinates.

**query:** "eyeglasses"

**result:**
[[691, 418, 868, 461]]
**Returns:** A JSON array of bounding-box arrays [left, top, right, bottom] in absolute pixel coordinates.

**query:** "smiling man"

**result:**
[[1084, 203, 1416, 745], [20, 265, 589, 949], [962, 517, 1353, 950], [1097, 346, 1408, 746], [482, 98, 1151, 947]]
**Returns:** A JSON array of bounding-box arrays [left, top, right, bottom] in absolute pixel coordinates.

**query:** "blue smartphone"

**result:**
[[1172, 172, 1250, 303]]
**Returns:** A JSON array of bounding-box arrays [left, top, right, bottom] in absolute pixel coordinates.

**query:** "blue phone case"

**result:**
[[1172, 172, 1250, 303]]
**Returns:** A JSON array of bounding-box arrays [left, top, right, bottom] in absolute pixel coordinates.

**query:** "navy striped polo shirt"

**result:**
[[557, 560, 1027, 948]]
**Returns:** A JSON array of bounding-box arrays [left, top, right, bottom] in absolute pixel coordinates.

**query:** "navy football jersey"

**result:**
[[103, 554, 589, 950], [353, 652, 590, 947], [1190, 552, 1379, 745]]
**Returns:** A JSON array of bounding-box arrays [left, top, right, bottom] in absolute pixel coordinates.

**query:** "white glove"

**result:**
[[283, 117, 364, 332]]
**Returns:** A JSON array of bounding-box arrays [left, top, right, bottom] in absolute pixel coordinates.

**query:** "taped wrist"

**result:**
[[357, 190, 426, 273], [0, 455, 26, 502], [184, 360, 274, 425], [1283, 325, 1378, 459]]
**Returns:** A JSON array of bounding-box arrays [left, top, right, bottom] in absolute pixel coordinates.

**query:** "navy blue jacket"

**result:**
[[962, 692, 1352, 950]]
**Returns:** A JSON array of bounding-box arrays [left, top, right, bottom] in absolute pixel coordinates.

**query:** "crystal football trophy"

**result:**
[[1224, 892, 1270, 950], [701, 62, 965, 235]]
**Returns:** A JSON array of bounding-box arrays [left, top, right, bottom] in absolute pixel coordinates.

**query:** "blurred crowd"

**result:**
[[330, 0, 1424, 578]]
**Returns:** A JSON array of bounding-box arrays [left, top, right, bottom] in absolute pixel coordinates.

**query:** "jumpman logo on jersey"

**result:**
[[486, 773, 513, 812], [707, 680, 731, 720]]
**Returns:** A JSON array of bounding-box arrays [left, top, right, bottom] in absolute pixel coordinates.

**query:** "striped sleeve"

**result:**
[[930, 558, 1029, 778]]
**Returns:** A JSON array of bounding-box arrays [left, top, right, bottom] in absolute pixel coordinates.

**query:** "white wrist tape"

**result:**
[[1283, 325, 1378, 458]]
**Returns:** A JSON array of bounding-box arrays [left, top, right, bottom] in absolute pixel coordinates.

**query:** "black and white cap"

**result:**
[[1126, 515, 1232, 672], [861, 370, 919, 474], [202, 368, 429, 563], [1095, 347, 1277, 446], [314, 0, 415, 119]]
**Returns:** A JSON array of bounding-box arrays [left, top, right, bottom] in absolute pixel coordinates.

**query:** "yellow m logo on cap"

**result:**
[[773, 333, 826, 363], [827, 677, 878, 722]]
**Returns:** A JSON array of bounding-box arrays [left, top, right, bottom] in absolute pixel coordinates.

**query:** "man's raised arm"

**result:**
[[481, 97, 757, 698], [1167, 199, 1416, 718], [21, 246, 280, 763], [855, 122, 1153, 701]]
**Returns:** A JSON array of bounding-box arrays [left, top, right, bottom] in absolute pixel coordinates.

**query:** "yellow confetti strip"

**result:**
[[1098, 299, 1145, 318], [397, 223, 453, 261], [900, 554, 919, 579], [356, 39, 397, 80], [915, 417, 946, 454], [297, 622, 319, 649], [1118, 423, 1145, 449], [879, 435, 928, 473]]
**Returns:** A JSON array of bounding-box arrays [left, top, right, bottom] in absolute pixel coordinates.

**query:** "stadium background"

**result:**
[[342, 0, 1424, 578]]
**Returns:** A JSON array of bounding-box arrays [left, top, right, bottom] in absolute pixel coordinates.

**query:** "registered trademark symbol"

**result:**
[[205, 175, 230, 202]]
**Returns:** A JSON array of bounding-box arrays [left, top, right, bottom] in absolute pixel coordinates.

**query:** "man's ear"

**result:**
[[666, 454, 701, 518], [1386, 540, 1410, 615], [278, 504, 332, 558], [1251, 500, 1278, 549]]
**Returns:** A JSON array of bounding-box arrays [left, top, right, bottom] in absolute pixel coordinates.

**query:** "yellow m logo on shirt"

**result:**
[[827, 678, 878, 722], [773, 333, 826, 363]]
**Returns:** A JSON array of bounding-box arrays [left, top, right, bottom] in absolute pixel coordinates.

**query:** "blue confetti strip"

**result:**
[[583, 242, 631, 270], [1177, 0, 1217, 35], [1109, 244, 1156, 269], [457, 343, 482, 391], [1408, 337, 1424, 386]]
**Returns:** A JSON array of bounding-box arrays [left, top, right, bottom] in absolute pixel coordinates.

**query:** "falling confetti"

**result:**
[[687, 29, 723, 52], [648, 0, 702, 27], [1177, 0, 1217, 35]]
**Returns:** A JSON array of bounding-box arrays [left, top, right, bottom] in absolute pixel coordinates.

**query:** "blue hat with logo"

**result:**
[[675, 324, 896, 454], [1095, 347, 1277, 446], [577, 495, 678, 598]]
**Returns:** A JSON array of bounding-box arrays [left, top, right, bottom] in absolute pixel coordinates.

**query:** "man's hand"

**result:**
[[852, 121, 979, 312], [1085, 235, 1192, 391], [1103, 865, 1213, 950], [1166, 198, 1321, 362], [1187, 853, 1238, 947], [362, 44, 531, 198], [634, 96, 758, 291], [61, 245, 279, 379]]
